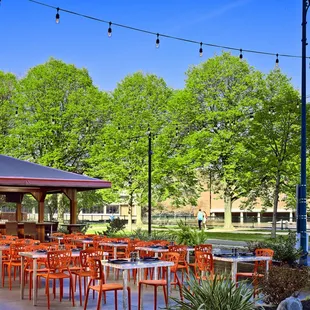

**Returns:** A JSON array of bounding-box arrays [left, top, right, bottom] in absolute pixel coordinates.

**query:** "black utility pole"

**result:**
[[148, 129, 152, 235], [298, 0, 309, 265]]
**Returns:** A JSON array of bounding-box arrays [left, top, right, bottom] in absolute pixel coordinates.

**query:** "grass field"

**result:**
[[85, 223, 272, 242]]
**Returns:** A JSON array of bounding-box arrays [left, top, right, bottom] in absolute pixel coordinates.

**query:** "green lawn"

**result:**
[[205, 232, 270, 242], [86, 223, 108, 234], [85, 223, 272, 242]]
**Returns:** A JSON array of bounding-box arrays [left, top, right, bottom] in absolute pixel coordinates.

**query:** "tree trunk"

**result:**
[[57, 194, 65, 224], [135, 204, 143, 228], [224, 194, 234, 230], [127, 193, 134, 232], [127, 204, 132, 231], [271, 173, 281, 238]]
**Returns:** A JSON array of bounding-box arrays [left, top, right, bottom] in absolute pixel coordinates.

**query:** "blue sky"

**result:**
[[0, 0, 305, 92]]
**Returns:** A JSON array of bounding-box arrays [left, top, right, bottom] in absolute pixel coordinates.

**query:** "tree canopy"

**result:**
[[0, 54, 303, 235]]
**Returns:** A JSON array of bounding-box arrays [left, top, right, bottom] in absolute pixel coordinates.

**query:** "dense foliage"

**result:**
[[0, 54, 303, 232], [169, 220, 208, 246], [247, 231, 303, 264]]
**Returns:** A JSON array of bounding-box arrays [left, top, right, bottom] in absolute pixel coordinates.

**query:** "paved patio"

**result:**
[[0, 273, 181, 310]]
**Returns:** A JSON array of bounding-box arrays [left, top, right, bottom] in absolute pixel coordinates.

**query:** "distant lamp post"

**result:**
[[148, 128, 152, 236], [297, 0, 309, 265]]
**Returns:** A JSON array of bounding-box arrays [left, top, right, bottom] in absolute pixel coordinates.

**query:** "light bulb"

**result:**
[[108, 22, 112, 37], [275, 54, 279, 67], [156, 33, 160, 48], [199, 42, 203, 57], [56, 8, 60, 24]]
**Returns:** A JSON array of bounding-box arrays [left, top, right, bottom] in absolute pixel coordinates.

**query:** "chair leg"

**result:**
[[84, 287, 90, 310], [9, 266, 12, 290], [154, 286, 157, 310], [163, 285, 168, 306], [79, 276, 82, 306], [138, 283, 142, 310], [114, 290, 118, 310], [127, 287, 131, 310], [97, 289, 102, 310], [70, 276, 75, 307], [176, 275, 183, 300], [46, 280, 50, 310]]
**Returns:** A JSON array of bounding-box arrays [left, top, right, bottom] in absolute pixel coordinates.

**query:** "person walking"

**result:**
[[197, 209, 204, 230], [203, 211, 208, 230]]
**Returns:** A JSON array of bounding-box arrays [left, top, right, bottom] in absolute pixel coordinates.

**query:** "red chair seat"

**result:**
[[139, 279, 166, 286], [90, 283, 124, 291]]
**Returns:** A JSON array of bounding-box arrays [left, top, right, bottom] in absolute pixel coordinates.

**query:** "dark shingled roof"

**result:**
[[0, 155, 111, 192]]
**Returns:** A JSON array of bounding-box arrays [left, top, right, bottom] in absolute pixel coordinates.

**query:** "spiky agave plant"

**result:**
[[169, 274, 258, 310]]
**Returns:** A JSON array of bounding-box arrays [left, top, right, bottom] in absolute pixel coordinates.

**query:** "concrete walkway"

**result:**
[[0, 273, 181, 310]]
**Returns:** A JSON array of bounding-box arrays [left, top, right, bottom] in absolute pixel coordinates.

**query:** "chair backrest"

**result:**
[[254, 248, 274, 272], [24, 222, 37, 236], [52, 232, 64, 237], [80, 249, 104, 268], [47, 250, 72, 270], [168, 245, 187, 263], [6, 222, 18, 236], [160, 252, 180, 273], [63, 235, 74, 244], [87, 258, 105, 283], [9, 243, 25, 261], [194, 251, 214, 278], [195, 244, 213, 253]]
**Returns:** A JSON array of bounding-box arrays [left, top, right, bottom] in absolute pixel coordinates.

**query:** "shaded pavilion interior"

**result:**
[[0, 155, 111, 240]]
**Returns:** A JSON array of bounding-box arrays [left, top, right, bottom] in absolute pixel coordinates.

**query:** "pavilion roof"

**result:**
[[0, 155, 111, 194]]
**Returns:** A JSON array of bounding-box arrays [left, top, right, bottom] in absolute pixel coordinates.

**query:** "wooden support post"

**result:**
[[63, 189, 77, 224], [16, 203, 22, 222], [29, 191, 47, 242]]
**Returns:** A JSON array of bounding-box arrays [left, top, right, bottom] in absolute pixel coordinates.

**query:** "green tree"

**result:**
[[0, 71, 17, 154], [169, 53, 263, 229], [10, 58, 110, 222], [88, 72, 172, 230], [243, 69, 300, 237]]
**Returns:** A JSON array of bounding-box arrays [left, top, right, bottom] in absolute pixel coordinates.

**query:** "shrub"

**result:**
[[169, 220, 208, 246], [105, 218, 126, 236], [247, 231, 303, 265], [259, 265, 309, 306], [170, 274, 256, 310], [95, 218, 126, 236], [123, 228, 174, 241]]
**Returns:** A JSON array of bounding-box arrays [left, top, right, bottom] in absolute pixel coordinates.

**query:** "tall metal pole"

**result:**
[[298, 0, 309, 265], [148, 129, 152, 235]]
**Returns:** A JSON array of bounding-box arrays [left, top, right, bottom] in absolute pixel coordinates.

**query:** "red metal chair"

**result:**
[[37, 250, 75, 310], [168, 245, 189, 283], [188, 244, 213, 270], [236, 248, 274, 296], [194, 251, 214, 282], [71, 248, 105, 306], [84, 258, 131, 310], [138, 252, 183, 310], [2, 244, 25, 290]]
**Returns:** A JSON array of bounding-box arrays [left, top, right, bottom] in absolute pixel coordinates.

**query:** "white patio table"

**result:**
[[102, 258, 174, 310], [213, 254, 272, 282]]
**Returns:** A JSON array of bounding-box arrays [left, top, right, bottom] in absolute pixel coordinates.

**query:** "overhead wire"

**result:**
[[28, 0, 309, 60]]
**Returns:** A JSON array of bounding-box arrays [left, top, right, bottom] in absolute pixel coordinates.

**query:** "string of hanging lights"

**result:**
[[28, 0, 307, 65]]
